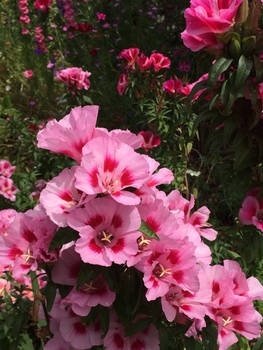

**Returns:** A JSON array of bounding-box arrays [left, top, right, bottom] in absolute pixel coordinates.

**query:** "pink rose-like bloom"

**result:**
[[23, 70, 34, 79], [117, 73, 128, 95], [21, 28, 29, 35], [56, 67, 91, 91], [34, 0, 51, 11], [37, 105, 98, 163], [150, 53, 171, 72], [138, 131, 161, 152], [181, 0, 244, 52]]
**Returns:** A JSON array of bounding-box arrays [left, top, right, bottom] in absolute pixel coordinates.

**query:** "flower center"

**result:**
[[222, 316, 232, 327], [137, 235, 151, 250], [21, 248, 35, 264], [97, 230, 114, 245], [153, 263, 172, 278]]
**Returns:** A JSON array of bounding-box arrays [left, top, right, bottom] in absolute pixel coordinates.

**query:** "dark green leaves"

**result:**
[[125, 317, 152, 336], [208, 58, 233, 86], [234, 55, 253, 93], [49, 226, 79, 252], [139, 220, 159, 240]]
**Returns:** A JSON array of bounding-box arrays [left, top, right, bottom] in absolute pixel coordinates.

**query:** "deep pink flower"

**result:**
[[34, 0, 51, 11], [117, 73, 128, 95], [139, 131, 161, 152], [119, 48, 140, 70], [97, 12, 106, 21], [137, 53, 152, 71], [150, 53, 171, 72], [162, 79, 183, 95]]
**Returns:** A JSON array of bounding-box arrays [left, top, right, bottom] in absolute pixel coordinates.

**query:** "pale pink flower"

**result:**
[[23, 70, 34, 79], [0, 176, 18, 201], [75, 135, 151, 205], [0, 160, 16, 178], [239, 194, 263, 232], [0, 209, 16, 236], [40, 167, 92, 227], [150, 53, 171, 72], [37, 105, 98, 163], [56, 67, 91, 91]]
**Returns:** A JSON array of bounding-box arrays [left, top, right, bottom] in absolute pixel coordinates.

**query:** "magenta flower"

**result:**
[[137, 53, 152, 71], [119, 48, 140, 70], [37, 105, 98, 163], [34, 0, 51, 11], [162, 78, 183, 95]]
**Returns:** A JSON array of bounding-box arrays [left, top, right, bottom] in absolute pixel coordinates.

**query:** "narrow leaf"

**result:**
[[208, 57, 233, 86], [49, 226, 79, 252], [139, 220, 159, 240]]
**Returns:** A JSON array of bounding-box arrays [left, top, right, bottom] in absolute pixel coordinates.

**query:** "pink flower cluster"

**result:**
[[181, 0, 244, 52], [56, 67, 91, 92], [18, 0, 30, 35], [117, 48, 171, 95], [0, 160, 18, 202], [61, 0, 77, 30], [35, 26, 47, 53], [1, 105, 262, 350]]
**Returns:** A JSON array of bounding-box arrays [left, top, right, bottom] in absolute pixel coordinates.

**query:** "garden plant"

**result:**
[[0, 1, 263, 349]]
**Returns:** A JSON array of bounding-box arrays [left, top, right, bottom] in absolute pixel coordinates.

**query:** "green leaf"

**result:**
[[202, 319, 218, 350], [125, 317, 152, 336], [57, 285, 73, 299], [188, 80, 208, 102], [234, 55, 253, 92], [253, 334, 263, 350], [139, 220, 159, 240], [41, 282, 56, 312], [49, 226, 79, 252], [29, 271, 39, 299], [208, 58, 233, 86], [77, 263, 99, 289]]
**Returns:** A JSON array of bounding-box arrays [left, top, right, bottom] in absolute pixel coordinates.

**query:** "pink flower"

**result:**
[[137, 53, 152, 71], [75, 135, 152, 205], [40, 167, 92, 227], [21, 28, 29, 35], [34, 0, 51, 11], [0, 209, 16, 236], [23, 70, 33, 79], [117, 73, 128, 95], [239, 193, 263, 232], [150, 53, 171, 72], [56, 67, 91, 91], [0, 176, 18, 201], [37, 105, 98, 163], [97, 12, 106, 21], [0, 160, 16, 178], [181, 0, 243, 52], [162, 79, 183, 95], [119, 48, 140, 70], [138, 131, 161, 152], [74, 196, 141, 266]]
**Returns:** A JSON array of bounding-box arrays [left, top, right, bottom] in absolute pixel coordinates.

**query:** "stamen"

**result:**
[[222, 316, 232, 327]]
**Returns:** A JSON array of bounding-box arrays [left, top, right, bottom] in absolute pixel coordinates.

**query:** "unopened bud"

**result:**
[[229, 39, 241, 59], [242, 36, 256, 56]]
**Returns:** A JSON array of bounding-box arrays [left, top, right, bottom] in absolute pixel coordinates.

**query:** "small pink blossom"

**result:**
[[0, 160, 16, 178], [23, 70, 34, 79], [117, 73, 128, 95], [34, 0, 51, 11], [97, 12, 106, 21], [150, 53, 171, 72], [162, 79, 183, 95], [138, 131, 161, 152], [56, 67, 91, 91], [119, 48, 140, 70]]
